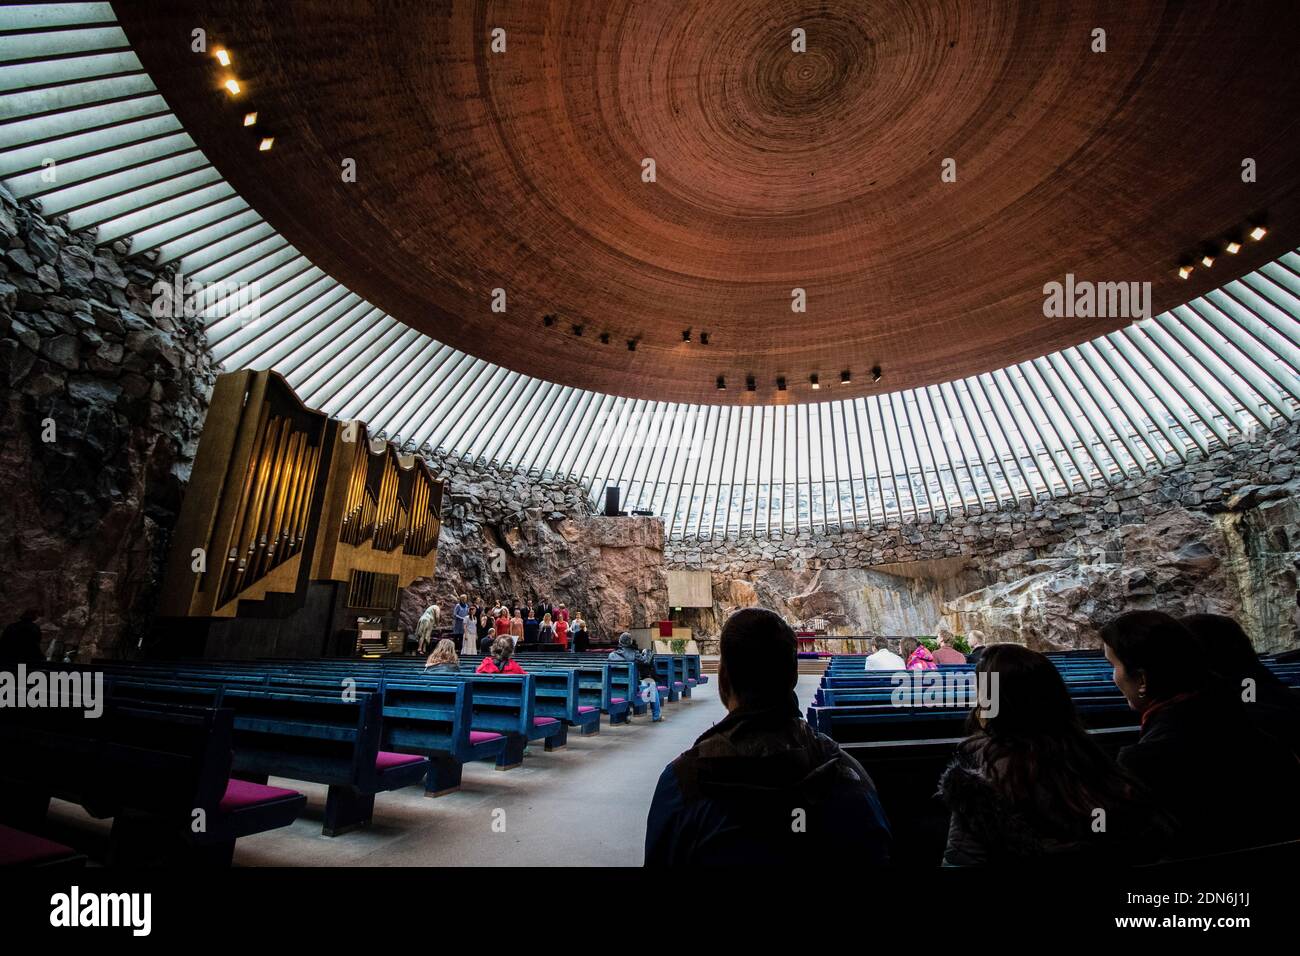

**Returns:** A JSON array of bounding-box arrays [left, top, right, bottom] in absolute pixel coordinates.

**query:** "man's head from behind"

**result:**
[[717, 607, 797, 713]]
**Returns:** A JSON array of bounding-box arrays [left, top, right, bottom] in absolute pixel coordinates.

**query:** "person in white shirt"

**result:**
[[864, 638, 906, 671]]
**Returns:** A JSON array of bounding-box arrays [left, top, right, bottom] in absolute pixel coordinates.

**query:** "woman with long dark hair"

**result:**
[[939, 643, 1165, 865], [1181, 612, 1300, 756], [1102, 611, 1300, 858]]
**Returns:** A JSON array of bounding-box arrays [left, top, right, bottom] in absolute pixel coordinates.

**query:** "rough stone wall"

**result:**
[[0, 186, 216, 659], [398, 457, 667, 642], [667, 420, 1300, 653]]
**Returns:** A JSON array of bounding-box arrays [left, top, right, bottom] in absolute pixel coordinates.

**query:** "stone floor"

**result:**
[[45, 676, 822, 867]]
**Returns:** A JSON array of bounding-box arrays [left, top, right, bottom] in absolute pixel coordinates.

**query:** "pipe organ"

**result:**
[[160, 370, 444, 651]]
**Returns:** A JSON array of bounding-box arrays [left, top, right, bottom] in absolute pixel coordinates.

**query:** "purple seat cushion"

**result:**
[[610, 697, 626, 704], [375, 751, 426, 771], [533, 717, 559, 726], [220, 779, 301, 813], [578, 705, 596, 713], [657, 685, 669, 692], [469, 730, 504, 745], [0, 823, 76, 866], [673, 681, 684, 687]]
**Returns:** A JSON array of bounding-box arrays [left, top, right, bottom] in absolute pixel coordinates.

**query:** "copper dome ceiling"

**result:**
[[118, 0, 1300, 403]]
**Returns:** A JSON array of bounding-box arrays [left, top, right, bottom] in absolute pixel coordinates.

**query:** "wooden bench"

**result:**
[[0, 692, 305, 863]]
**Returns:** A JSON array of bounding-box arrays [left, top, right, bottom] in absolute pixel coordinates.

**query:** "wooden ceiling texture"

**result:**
[[119, 0, 1300, 404]]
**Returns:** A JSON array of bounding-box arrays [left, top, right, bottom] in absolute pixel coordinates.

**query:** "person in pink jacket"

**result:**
[[901, 637, 938, 671]]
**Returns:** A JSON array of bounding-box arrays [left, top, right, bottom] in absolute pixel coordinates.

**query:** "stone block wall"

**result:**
[[0, 186, 217, 659], [667, 420, 1300, 653]]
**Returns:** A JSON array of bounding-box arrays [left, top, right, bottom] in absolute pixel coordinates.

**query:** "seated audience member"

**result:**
[[555, 615, 569, 650], [644, 607, 891, 866], [523, 608, 540, 644], [1182, 613, 1300, 756], [611, 632, 661, 721], [864, 638, 905, 671], [509, 610, 525, 644], [1101, 611, 1300, 858], [0, 609, 43, 662], [965, 631, 988, 667], [933, 627, 967, 666], [424, 639, 460, 673], [940, 644, 1167, 866], [478, 628, 495, 657], [477, 635, 527, 674], [901, 637, 937, 671]]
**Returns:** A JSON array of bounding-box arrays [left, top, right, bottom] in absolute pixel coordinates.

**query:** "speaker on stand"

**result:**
[[604, 486, 621, 516]]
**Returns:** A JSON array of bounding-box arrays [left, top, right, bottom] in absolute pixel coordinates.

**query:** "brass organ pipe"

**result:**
[[242, 417, 291, 591], [224, 415, 281, 602]]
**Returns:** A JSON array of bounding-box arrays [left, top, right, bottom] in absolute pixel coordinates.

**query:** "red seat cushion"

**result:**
[[610, 697, 626, 704], [0, 823, 76, 866], [578, 706, 596, 713], [220, 779, 302, 813], [469, 731, 503, 744], [533, 717, 559, 726], [375, 751, 426, 771]]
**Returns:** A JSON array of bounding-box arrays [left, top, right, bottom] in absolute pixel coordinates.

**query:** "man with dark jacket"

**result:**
[[644, 607, 891, 865]]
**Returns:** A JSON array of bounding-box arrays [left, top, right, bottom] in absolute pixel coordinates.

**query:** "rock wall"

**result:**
[[667, 420, 1300, 653], [398, 456, 667, 642], [0, 187, 216, 659]]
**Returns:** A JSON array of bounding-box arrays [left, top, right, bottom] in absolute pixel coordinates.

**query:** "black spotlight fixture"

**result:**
[[542, 314, 556, 327], [627, 339, 637, 351], [682, 328, 691, 342], [840, 370, 851, 385], [871, 365, 882, 383], [809, 373, 820, 390], [745, 374, 756, 391], [776, 376, 787, 391], [716, 375, 726, 390], [700, 332, 710, 345], [599, 332, 610, 344]]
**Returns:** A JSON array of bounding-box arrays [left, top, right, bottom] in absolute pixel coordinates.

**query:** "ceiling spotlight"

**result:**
[[840, 370, 851, 385], [716, 375, 726, 391], [1250, 225, 1268, 241], [1225, 241, 1242, 254], [1178, 264, 1193, 280], [1201, 254, 1215, 268], [243, 111, 258, 126], [224, 78, 241, 95], [699, 332, 709, 345], [215, 48, 231, 66], [258, 136, 274, 151], [599, 332, 610, 344], [682, 329, 691, 342], [745, 374, 756, 392], [809, 373, 820, 390], [542, 314, 555, 327], [571, 324, 583, 336], [627, 339, 637, 351], [776, 376, 787, 391], [871, 365, 882, 383]]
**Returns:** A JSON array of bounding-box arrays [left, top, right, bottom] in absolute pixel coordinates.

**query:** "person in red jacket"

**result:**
[[477, 635, 527, 674], [555, 616, 569, 650]]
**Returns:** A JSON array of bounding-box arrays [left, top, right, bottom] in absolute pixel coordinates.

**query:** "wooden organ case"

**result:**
[[158, 370, 444, 658]]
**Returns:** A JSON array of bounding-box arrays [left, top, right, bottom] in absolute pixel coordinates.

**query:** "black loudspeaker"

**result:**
[[604, 486, 621, 516]]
